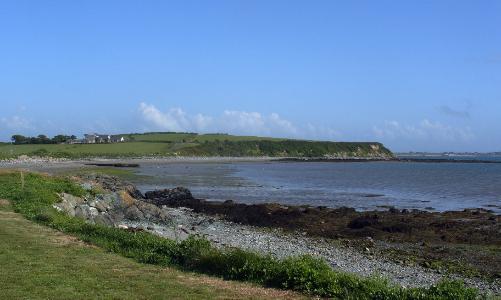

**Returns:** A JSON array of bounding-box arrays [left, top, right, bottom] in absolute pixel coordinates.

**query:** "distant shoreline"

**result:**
[[278, 157, 501, 164], [2, 155, 501, 167]]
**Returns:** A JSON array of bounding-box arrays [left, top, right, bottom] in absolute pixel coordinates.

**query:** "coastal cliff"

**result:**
[[176, 140, 394, 158], [0, 132, 394, 159]]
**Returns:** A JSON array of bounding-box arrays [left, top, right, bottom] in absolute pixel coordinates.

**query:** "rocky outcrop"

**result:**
[[77, 173, 144, 198], [53, 193, 86, 217], [143, 189, 501, 246], [53, 178, 169, 226], [144, 187, 194, 205]]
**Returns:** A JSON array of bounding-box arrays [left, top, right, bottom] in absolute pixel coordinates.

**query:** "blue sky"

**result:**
[[1, 1, 500, 152]]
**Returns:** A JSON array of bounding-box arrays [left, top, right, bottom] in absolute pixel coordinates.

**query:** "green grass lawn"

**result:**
[[0, 201, 302, 300]]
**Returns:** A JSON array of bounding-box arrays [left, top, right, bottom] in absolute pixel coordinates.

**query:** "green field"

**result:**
[[127, 132, 285, 143], [0, 132, 393, 159]]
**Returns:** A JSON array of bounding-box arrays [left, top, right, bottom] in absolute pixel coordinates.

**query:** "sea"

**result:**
[[131, 155, 501, 214]]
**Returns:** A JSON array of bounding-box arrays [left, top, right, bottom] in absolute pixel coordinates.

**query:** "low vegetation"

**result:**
[[0, 132, 393, 159], [0, 171, 481, 299], [178, 140, 393, 157], [11, 134, 77, 144], [0, 200, 301, 299]]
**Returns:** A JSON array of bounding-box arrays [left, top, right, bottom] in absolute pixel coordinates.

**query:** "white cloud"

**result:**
[[221, 110, 267, 134], [193, 113, 213, 130], [139, 102, 187, 132], [1, 115, 33, 130], [373, 119, 474, 142], [138, 102, 339, 140]]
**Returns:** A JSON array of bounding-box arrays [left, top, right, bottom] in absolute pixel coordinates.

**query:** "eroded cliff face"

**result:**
[[177, 140, 394, 158]]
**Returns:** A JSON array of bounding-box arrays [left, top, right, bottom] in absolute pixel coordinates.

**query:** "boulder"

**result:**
[[53, 193, 85, 216], [75, 205, 99, 221], [125, 205, 144, 220], [81, 182, 93, 191], [144, 187, 194, 206], [88, 196, 113, 212], [347, 215, 380, 229], [94, 212, 116, 226], [135, 201, 170, 223]]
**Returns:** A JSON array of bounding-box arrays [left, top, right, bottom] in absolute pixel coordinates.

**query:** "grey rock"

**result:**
[[53, 193, 86, 217], [81, 182, 93, 191], [89, 199, 111, 212], [94, 213, 115, 226], [75, 205, 99, 221], [135, 201, 170, 223], [125, 205, 144, 220]]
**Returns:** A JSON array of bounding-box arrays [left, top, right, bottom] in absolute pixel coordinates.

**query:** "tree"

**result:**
[[52, 135, 71, 144], [11, 135, 28, 144]]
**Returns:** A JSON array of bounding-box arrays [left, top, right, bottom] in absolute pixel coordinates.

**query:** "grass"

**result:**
[[380, 244, 500, 282], [0, 142, 172, 158], [0, 132, 393, 159], [0, 170, 482, 299], [56, 166, 150, 182], [0, 201, 302, 299], [127, 132, 285, 143]]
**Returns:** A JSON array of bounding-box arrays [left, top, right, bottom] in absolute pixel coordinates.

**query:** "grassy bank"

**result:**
[[0, 171, 480, 299], [0, 201, 301, 299], [0, 132, 393, 159]]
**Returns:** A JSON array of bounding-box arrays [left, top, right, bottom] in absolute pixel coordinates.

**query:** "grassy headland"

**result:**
[[0, 170, 481, 299], [0, 132, 393, 159]]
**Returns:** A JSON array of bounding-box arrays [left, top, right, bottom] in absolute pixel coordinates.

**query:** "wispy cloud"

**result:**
[[138, 102, 340, 140], [438, 105, 470, 119], [373, 119, 474, 142], [0, 115, 33, 130]]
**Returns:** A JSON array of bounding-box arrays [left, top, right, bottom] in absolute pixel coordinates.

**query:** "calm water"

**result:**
[[133, 160, 501, 213]]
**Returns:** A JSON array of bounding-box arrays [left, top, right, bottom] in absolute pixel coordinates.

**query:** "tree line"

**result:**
[[11, 134, 77, 145]]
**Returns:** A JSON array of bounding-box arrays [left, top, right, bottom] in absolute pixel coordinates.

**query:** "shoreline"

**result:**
[[65, 174, 501, 294], [2, 155, 501, 167], [2, 157, 500, 215], [2, 167, 499, 294], [124, 206, 500, 294]]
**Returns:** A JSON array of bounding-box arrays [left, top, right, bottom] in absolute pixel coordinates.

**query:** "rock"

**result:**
[[75, 205, 99, 221], [365, 237, 376, 247], [125, 205, 144, 220], [118, 190, 136, 208], [89, 198, 112, 212], [81, 182, 93, 191], [77, 173, 143, 198], [144, 187, 194, 206], [135, 201, 170, 223], [53, 193, 85, 217], [389, 207, 399, 214], [94, 213, 115, 226], [348, 215, 380, 229]]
